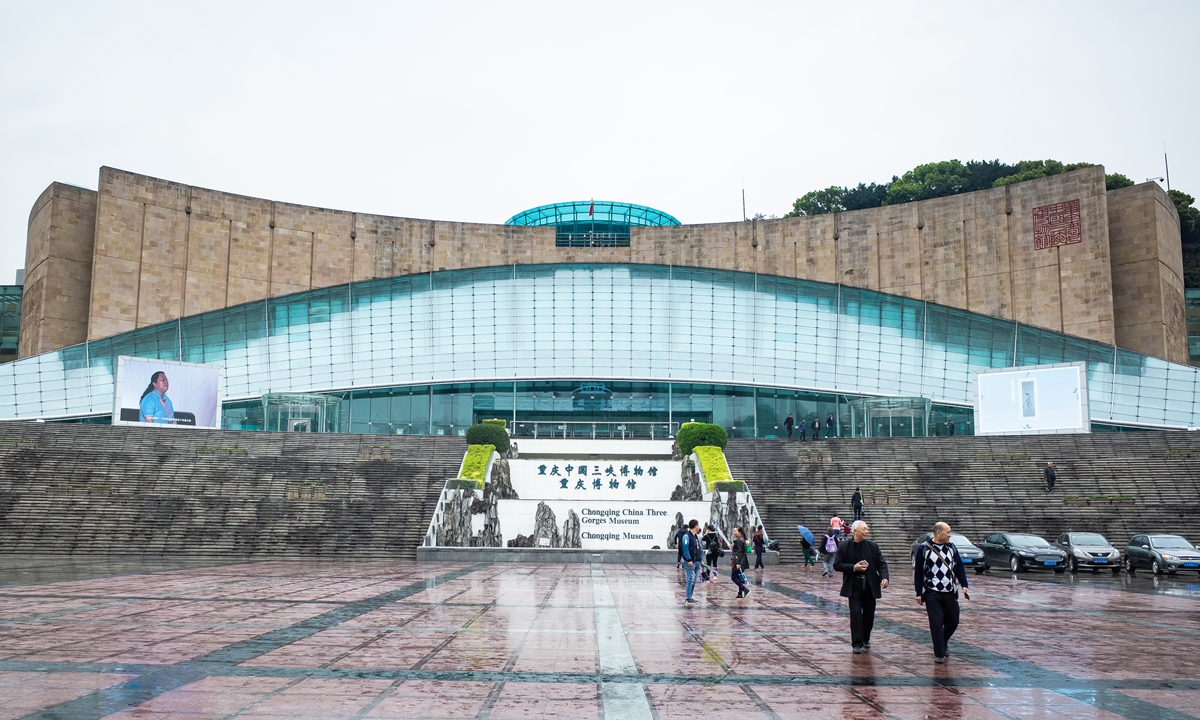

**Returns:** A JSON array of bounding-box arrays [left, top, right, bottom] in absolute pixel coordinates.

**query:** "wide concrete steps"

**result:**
[[727, 434, 1200, 564], [0, 423, 466, 558]]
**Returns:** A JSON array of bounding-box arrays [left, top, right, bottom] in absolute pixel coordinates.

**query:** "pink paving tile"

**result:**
[[1117, 689, 1200, 717], [365, 695, 487, 718]]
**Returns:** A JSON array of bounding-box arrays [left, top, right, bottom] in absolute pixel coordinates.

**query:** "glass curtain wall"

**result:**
[[5, 264, 1200, 432]]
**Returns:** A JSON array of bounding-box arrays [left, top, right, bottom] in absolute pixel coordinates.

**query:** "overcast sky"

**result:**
[[1, 1, 1197, 282]]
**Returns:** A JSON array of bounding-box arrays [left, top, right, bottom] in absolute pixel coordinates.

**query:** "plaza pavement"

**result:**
[[0, 557, 1198, 719]]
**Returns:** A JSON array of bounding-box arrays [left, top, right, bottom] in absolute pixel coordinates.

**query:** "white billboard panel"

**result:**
[[974, 362, 1089, 435], [114, 357, 223, 429]]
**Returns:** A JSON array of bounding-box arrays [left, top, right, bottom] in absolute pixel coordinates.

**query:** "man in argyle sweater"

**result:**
[[913, 521, 970, 663]]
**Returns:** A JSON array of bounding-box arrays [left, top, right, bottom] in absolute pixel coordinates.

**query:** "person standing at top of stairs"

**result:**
[[1045, 463, 1056, 492], [784, 414, 794, 439], [852, 488, 864, 522]]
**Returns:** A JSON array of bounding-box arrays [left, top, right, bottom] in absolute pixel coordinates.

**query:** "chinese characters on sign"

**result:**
[[539, 462, 659, 490], [1033, 199, 1082, 250]]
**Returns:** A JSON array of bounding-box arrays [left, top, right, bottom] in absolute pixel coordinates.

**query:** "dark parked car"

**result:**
[[978, 533, 1067, 573], [1124, 534, 1200, 575], [1054, 532, 1122, 574], [909, 532, 988, 574]]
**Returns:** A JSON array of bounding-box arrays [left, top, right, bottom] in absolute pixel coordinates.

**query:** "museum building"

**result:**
[[4, 165, 1197, 437]]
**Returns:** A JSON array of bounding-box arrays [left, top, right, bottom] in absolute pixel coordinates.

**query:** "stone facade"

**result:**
[[18, 165, 1188, 364], [18, 183, 97, 357], [1106, 182, 1187, 363]]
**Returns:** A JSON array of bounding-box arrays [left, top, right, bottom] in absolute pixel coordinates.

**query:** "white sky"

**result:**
[[1, 1, 1197, 283]]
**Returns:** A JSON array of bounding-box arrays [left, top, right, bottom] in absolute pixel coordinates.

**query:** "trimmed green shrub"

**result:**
[[694, 445, 732, 490], [676, 422, 727, 456], [481, 418, 507, 428], [465, 423, 509, 453], [712, 480, 747, 493], [459, 444, 495, 487]]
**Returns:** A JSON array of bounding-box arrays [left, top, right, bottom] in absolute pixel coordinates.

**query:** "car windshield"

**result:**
[[1007, 534, 1050, 547], [1071, 533, 1109, 546], [950, 534, 974, 547], [1150, 536, 1195, 550]]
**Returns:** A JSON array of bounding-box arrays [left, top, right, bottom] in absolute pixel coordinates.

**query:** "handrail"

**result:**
[[511, 421, 679, 440]]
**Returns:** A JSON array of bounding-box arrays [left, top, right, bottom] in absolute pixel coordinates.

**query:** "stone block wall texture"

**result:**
[[17, 165, 1186, 365], [1106, 182, 1187, 364], [18, 183, 97, 357]]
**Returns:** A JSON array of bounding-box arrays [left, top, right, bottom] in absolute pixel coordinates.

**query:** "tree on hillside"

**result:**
[[884, 160, 974, 205], [991, 159, 1094, 187], [785, 186, 846, 217], [1105, 173, 1135, 191], [842, 182, 891, 211]]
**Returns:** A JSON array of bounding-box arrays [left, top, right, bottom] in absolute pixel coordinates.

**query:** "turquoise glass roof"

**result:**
[[505, 201, 679, 228]]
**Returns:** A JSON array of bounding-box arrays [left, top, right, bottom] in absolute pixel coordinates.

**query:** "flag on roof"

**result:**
[[589, 200, 594, 217]]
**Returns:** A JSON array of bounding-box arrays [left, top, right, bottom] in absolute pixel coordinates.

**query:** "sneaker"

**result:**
[[863, 642, 870, 650], [685, 598, 697, 604], [743, 589, 751, 598], [852, 646, 863, 654], [735, 591, 744, 598], [934, 656, 945, 664]]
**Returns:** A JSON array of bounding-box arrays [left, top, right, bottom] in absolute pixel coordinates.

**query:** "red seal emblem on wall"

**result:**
[[1032, 200, 1082, 250]]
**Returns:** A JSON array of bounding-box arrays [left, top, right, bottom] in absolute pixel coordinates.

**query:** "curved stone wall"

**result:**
[[19, 165, 1186, 364]]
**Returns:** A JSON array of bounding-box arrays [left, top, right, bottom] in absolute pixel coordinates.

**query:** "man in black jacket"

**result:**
[[833, 520, 889, 653], [851, 487, 863, 522], [913, 521, 970, 663]]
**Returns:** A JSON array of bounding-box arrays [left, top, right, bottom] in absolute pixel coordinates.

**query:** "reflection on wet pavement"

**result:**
[[0, 557, 1197, 719]]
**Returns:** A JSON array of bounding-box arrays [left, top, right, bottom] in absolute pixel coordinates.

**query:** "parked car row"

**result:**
[[908, 531, 1200, 576]]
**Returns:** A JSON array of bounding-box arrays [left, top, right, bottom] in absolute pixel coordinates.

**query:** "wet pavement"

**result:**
[[0, 558, 1198, 719]]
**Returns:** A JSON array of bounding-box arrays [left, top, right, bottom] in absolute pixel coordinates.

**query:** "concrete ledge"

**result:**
[[417, 547, 780, 564]]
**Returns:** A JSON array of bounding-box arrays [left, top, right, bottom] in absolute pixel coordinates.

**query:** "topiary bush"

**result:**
[[481, 418, 507, 429], [459, 444, 495, 487], [465, 423, 509, 454], [694, 445, 733, 490], [676, 422, 728, 456]]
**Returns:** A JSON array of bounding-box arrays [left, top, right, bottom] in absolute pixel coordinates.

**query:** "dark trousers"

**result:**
[[923, 590, 960, 658], [848, 586, 877, 648], [754, 550, 764, 569], [731, 566, 748, 594], [786, 426, 792, 438], [853, 505, 863, 521]]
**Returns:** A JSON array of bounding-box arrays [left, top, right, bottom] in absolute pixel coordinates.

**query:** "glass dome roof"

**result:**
[[506, 201, 680, 247]]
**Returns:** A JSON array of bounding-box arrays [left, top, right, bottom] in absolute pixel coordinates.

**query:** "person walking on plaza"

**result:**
[[801, 533, 815, 569], [833, 520, 890, 654], [798, 417, 807, 442], [945, 419, 955, 436], [913, 521, 970, 664], [702, 523, 722, 578], [731, 526, 751, 598], [851, 487, 864, 522], [820, 528, 838, 577], [1044, 462, 1056, 492], [752, 526, 766, 569], [681, 519, 703, 604], [812, 417, 820, 440], [784, 413, 794, 439], [826, 413, 836, 438]]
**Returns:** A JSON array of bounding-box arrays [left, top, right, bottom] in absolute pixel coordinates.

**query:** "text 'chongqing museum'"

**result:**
[[6, 166, 1197, 437]]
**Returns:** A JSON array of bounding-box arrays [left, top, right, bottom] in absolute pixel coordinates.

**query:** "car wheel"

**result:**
[[1151, 559, 1163, 575], [974, 567, 986, 575], [1054, 568, 1066, 574], [910, 554, 916, 569], [1009, 555, 1021, 573], [1124, 557, 1133, 573], [1069, 557, 1079, 573]]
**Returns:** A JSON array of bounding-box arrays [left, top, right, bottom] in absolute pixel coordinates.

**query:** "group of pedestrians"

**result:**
[[783, 413, 837, 441], [805, 518, 969, 662], [679, 520, 769, 603]]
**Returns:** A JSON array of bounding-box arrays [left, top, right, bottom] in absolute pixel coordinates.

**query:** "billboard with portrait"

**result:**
[[113, 357, 223, 429], [974, 362, 1089, 435]]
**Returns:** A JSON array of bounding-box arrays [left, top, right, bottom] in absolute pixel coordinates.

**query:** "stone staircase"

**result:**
[[0, 422, 465, 558], [725, 433, 1200, 565]]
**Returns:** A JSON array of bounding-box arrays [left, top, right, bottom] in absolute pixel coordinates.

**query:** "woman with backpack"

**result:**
[[731, 526, 751, 598], [821, 528, 838, 577], [752, 526, 766, 570], [702, 523, 722, 581]]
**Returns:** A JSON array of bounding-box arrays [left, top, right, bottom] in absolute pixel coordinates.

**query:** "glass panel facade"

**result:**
[[0, 285, 21, 365], [506, 201, 681, 247], [2, 263, 1199, 434]]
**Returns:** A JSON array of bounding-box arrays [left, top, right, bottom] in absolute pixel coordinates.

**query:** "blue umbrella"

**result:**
[[797, 525, 814, 544]]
